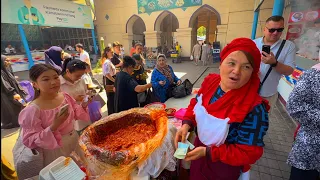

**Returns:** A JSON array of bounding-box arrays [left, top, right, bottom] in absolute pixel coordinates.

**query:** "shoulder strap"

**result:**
[[259, 40, 286, 93]]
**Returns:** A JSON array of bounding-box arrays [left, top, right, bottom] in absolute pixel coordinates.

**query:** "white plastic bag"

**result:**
[[238, 170, 250, 180], [193, 94, 230, 147], [137, 123, 177, 178], [190, 55, 194, 60]]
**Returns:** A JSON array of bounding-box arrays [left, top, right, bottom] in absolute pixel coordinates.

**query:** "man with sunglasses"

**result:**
[[254, 16, 296, 111]]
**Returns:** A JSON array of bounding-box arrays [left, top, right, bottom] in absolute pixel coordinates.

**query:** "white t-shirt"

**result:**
[[80, 51, 91, 66], [81, 73, 93, 85]]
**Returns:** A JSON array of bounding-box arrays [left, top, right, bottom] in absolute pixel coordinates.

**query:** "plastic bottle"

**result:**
[[13, 94, 26, 106]]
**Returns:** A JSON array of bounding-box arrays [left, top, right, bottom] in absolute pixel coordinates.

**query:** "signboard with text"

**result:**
[[1, 0, 93, 29], [137, 0, 202, 14]]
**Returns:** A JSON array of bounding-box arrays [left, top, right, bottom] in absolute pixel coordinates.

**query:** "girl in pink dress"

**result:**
[[13, 64, 90, 179]]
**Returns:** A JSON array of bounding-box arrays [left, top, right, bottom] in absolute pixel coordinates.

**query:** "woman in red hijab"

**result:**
[[175, 38, 270, 180]]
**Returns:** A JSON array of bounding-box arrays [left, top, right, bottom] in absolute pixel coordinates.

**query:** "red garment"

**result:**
[[130, 47, 135, 56], [184, 38, 270, 176]]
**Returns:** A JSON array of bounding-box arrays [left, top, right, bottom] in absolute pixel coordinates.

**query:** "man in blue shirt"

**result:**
[[253, 16, 296, 111]]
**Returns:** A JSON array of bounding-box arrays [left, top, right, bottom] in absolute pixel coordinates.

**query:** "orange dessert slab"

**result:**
[[79, 108, 168, 180]]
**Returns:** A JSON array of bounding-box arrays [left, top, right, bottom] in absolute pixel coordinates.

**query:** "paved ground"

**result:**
[[2, 59, 297, 179]]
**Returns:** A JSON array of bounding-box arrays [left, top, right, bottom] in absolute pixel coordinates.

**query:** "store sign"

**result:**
[[1, 0, 93, 29], [137, 0, 202, 14], [288, 10, 320, 23], [286, 24, 303, 41]]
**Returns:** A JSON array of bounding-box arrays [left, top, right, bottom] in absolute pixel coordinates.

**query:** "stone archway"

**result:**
[[189, 4, 221, 48], [154, 10, 179, 49], [124, 14, 146, 52]]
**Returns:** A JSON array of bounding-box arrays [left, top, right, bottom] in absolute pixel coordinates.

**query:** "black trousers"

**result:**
[[103, 76, 115, 115], [290, 166, 319, 180]]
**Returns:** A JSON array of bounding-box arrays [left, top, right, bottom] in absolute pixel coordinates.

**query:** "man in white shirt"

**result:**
[[5, 45, 16, 54], [76, 43, 103, 92], [253, 16, 296, 111]]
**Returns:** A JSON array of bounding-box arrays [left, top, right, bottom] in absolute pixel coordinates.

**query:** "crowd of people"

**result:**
[[0, 15, 319, 180]]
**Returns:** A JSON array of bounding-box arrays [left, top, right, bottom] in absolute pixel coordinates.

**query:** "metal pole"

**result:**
[[272, 0, 284, 16], [251, 10, 260, 40], [18, 24, 34, 69], [91, 28, 98, 54]]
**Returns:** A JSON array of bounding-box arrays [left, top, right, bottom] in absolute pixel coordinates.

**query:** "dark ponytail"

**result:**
[[61, 59, 87, 75], [29, 64, 60, 100]]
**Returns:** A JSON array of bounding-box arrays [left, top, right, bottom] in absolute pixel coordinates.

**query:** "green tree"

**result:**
[[197, 26, 206, 37]]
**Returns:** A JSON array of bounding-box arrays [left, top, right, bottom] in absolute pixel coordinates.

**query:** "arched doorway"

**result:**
[[154, 11, 179, 49], [126, 15, 146, 47], [189, 5, 221, 47]]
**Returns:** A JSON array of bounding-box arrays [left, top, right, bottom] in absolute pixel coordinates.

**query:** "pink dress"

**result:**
[[18, 92, 90, 166]]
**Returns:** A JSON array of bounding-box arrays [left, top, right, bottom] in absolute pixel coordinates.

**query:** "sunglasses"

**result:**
[[266, 27, 284, 33]]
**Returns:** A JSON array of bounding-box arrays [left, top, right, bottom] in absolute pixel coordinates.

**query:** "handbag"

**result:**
[[88, 101, 102, 123], [137, 91, 147, 103], [13, 134, 44, 179], [103, 76, 115, 93], [105, 85, 114, 93], [172, 79, 194, 98], [145, 88, 160, 104]]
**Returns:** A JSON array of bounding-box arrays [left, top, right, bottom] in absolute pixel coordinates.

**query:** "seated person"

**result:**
[[151, 54, 181, 103], [5, 45, 16, 54]]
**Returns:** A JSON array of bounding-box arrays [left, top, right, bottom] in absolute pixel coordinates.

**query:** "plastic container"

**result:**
[[39, 156, 85, 180], [49, 157, 85, 180]]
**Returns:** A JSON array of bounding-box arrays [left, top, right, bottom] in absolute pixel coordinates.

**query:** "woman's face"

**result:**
[[66, 69, 85, 82], [219, 51, 253, 92], [33, 70, 60, 94], [107, 51, 113, 59], [157, 57, 167, 68]]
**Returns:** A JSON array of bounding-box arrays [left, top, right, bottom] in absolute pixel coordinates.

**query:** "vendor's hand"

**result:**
[[81, 96, 92, 108], [261, 52, 276, 65], [174, 124, 190, 149], [185, 147, 206, 161], [177, 80, 182, 86], [76, 95, 86, 102], [159, 81, 166, 86], [51, 110, 69, 131]]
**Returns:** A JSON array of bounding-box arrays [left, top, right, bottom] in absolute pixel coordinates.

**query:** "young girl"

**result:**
[[13, 64, 90, 179], [102, 47, 117, 115], [59, 59, 91, 132]]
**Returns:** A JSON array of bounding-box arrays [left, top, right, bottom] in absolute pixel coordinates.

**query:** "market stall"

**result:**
[[1, 0, 98, 69]]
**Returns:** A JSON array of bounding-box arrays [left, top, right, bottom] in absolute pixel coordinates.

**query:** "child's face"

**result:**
[[85, 66, 91, 73], [33, 70, 60, 94]]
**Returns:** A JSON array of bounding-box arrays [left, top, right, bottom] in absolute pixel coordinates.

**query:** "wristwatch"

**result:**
[[271, 61, 278, 67]]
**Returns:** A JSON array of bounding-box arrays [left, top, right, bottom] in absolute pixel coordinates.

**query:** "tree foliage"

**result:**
[[197, 26, 207, 37]]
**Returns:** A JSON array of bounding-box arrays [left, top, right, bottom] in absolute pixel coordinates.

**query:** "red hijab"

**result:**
[[191, 38, 269, 123]]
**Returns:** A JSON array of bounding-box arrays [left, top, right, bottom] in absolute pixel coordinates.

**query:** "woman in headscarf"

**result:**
[[286, 63, 320, 180], [44, 46, 65, 71], [1, 55, 27, 129], [151, 54, 182, 103], [174, 38, 270, 179]]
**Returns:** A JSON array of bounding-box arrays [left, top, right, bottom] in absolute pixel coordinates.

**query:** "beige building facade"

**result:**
[[94, 0, 289, 57]]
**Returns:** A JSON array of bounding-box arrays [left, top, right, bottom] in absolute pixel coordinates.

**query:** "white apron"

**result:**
[[193, 94, 250, 180]]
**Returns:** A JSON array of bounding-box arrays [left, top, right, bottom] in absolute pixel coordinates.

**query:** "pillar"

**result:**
[[122, 33, 134, 55], [175, 28, 192, 57], [216, 25, 228, 48], [144, 31, 162, 47], [272, 0, 285, 16]]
